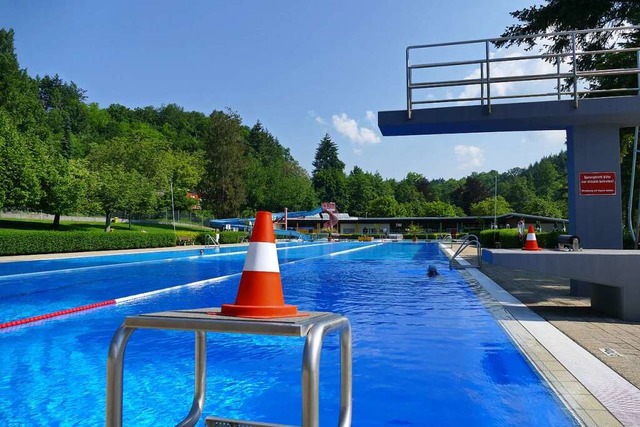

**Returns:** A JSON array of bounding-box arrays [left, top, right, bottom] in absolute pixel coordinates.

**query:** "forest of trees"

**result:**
[[3, 0, 640, 233], [0, 27, 574, 232]]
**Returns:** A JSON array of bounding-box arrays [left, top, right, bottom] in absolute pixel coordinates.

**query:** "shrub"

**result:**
[[175, 231, 199, 245], [218, 231, 249, 244], [478, 229, 561, 249], [193, 231, 247, 245], [0, 229, 176, 256]]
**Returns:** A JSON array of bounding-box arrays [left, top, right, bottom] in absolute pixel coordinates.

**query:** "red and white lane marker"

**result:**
[[0, 299, 116, 330]]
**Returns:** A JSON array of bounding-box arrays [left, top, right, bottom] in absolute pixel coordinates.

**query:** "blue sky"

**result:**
[[0, 0, 564, 180]]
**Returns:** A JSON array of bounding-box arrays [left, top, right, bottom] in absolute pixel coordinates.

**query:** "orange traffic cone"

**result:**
[[220, 211, 300, 318], [522, 225, 542, 251]]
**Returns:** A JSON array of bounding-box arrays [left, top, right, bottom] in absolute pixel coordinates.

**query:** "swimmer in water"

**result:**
[[427, 265, 439, 277]]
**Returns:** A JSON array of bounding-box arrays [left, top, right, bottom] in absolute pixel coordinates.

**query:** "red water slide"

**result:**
[[321, 202, 339, 229]]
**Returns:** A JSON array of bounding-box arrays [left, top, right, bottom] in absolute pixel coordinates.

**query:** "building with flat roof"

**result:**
[[283, 212, 566, 237]]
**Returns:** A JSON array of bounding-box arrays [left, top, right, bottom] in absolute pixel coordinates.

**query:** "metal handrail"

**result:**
[[204, 233, 220, 248], [106, 309, 352, 427], [448, 234, 482, 270], [406, 25, 640, 118]]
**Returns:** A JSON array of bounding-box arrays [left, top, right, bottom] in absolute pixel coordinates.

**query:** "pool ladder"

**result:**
[[448, 234, 482, 270], [204, 233, 220, 248]]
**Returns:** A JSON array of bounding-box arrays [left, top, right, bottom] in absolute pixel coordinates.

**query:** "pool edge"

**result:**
[[442, 244, 632, 427]]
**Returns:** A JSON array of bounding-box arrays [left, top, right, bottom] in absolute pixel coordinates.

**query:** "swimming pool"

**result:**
[[0, 242, 576, 426]]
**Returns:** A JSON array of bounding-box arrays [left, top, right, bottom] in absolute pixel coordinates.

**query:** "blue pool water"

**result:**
[[0, 242, 576, 426]]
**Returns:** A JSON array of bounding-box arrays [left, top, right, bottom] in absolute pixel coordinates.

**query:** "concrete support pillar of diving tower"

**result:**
[[566, 124, 623, 296]]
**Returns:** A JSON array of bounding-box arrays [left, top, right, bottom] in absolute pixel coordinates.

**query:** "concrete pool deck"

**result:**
[[446, 244, 640, 426]]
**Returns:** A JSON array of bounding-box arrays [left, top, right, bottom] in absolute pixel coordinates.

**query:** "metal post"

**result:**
[[556, 55, 562, 100], [406, 48, 412, 119], [302, 324, 323, 427], [480, 62, 485, 106], [106, 325, 136, 427], [627, 127, 638, 244], [493, 174, 497, 229], [572, 31, 578, 108], [302, 317, 352, 427], [485, 40, 491, 114], [170, 178, 176, 234], [339, 322, 353, 427], [176, 331, 207, 427], [637, 50, 640, 95]]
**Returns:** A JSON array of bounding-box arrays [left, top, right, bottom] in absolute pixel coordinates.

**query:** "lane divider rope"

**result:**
[[0, 299, 116, 329], [0, 242, 383, 330]]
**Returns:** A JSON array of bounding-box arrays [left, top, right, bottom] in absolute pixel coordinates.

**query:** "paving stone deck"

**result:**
[[450, 244, 640, 426]]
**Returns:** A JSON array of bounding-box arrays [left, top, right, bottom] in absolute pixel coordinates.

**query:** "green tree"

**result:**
[[37, 74, 88, 158], [528, 157, 561, 200], [500, 1, 640, 96], [367, 195, 401, 217], [243, 121, 317, 212], [311, 133, 348, 210], [522, 195, 563, 218], [347, 166, 378, 217], [503, 176, 536, 213], [431, 178, 464, 205], [86, 124, 172, 230], [394, 172, 427, 205], [198, 110, 247, 218], [312, 133, 345, 171], [421, 200, 464, 217], [0, 110, 41, 209], [87, 165, 131, 231], [0, 28, 46, 135], [452, 174, 491, 214], [164, 150, 205, 212], [470, 195, 512, 217], [38, 155, 89, 227]]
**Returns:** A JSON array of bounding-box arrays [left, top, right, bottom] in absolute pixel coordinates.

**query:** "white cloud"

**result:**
[[332, 113, 381, 145], [520, 130, 566, 151], [454, 144, 484, 170], [365, 110, 377, 126], [308, 110, 326, 125]]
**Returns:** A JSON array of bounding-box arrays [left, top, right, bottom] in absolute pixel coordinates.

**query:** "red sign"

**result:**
[[579, 172, 616, 196]]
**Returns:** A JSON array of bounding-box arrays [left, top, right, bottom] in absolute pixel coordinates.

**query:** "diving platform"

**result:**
[[378, 96, 640, 136], [378, 25, 640, 251], [482, 248, 640, 321]]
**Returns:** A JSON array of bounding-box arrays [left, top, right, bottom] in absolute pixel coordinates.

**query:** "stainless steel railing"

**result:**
[[204, 233, 220, 248], [106, 309, 352, 427], [406, 26, 640, 118], [448, 234, 482, 270]]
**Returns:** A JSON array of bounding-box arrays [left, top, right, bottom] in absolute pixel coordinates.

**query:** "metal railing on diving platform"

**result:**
[[406, 25, 640, 118]]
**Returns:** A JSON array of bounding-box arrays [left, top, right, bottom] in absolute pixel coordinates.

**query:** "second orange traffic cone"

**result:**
[[220, 211, 300, 318], [522, 225, 542, 251]]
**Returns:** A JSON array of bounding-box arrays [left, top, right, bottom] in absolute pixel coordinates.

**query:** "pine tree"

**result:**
[[311, 134, 348, 209]]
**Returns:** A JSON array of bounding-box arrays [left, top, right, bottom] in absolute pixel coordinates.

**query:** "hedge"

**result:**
[[194, 231, 248, 245], [0, 230, 176, 256], [478, 229, 563, 249]]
